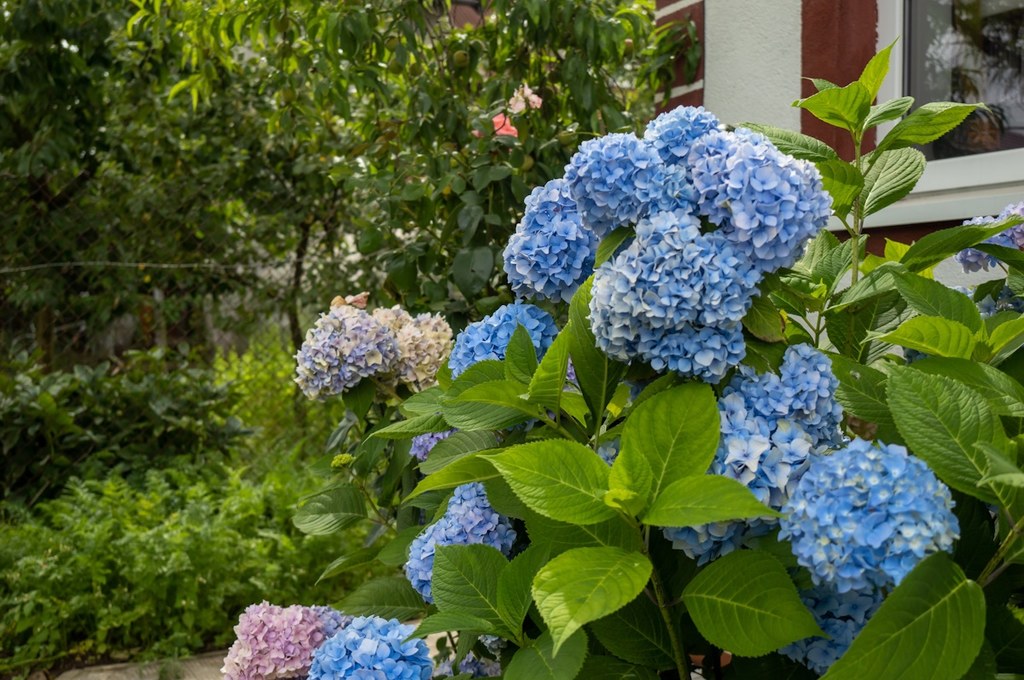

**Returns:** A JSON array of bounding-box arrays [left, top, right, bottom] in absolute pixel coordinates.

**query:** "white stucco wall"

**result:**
[[702, 0, 803, 129]]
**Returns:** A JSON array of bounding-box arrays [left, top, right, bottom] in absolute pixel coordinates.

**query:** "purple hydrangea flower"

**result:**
[[780, 438, 959, 593], [689, 128, 832, 272], [563, 132, 665, 236], [780, 585, 884, 675], [503, 179, 599, 302], [310, 606, 353, 639], [955, 201, 1024, 272], [307, 616, 432, 680], [404, 482, 517, 602], [448, 302, 558, 377], [295, 305, 399, 399], [410, 429, 456, 462], [643, 105, 721, 165], [432, 652, 502, 678], [221, 602, 328, 680]]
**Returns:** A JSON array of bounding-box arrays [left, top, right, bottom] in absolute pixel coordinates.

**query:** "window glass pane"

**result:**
[[906, 0, 1024, 159]]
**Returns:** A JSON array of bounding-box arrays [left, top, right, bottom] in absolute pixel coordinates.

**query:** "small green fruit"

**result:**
[[453, 50, 470, 67]]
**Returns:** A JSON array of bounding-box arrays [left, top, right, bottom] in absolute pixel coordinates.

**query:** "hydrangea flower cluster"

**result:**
[[644, 106, 721, 165], [295, 297, 453, 398], [311, 606, 353, 639], [410, 429, 456, 462], [780, 585, 884, 675], [372, 307, 454, 390], [955, 200, 1024, 272], [502, 178, 599, 302], [307, 616, 432, 680], [663, 345, 843, 563], [432, 652, 502, 678], [563, 132, 664, 237], [405, 482, 516, 602], [779, 438, 959, 593], [295, 304, 399, 400], [221, 602, 331, 680], [447, 302, 558, 377]]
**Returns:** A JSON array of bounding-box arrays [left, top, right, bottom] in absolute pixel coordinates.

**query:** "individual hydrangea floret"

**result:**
[[690, 128, 832, 272], [503, 179, 599, 302], [780, 585, 884, 675], [410, 429, 456, 462], [405, 482, 516, 602], [563, 132, 664, 237], [295, 304, 399, 399], [221, 602, 327, 680], [954, 201, 1024, 272], [643, 105, 721, 165], [310, 605, 353, 639], [448, 302, 558, 377], [780, 438, 959, 593], [432, 652, 502, 678], [307, 616, 431, 680]]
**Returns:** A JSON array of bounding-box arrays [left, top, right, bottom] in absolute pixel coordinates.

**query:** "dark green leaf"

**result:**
[[888, 367, 1006, 503], [442, 380, 539, 430], [596, 227, 634, 267], [292, 484, 366, 535], [433, 544, 507, 631], [590, 594, 675, 669], [421, 431, 501, 475], [569, 277, 628, 422], [743, 294, 785, 343], [504, 629, 587, 680], [894, 271, 984, 332], [816, 159, 863, 219], [822, 554, 984, 680], [912, 358, 1024, 418], [901, 217, 1023, 272], [407, 453, 499, 500], [738, 123, 839, 163], [339, 576, 426, 620]]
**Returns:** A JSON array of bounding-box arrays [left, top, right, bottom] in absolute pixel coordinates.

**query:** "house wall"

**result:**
[[702, 0, 802, 130]]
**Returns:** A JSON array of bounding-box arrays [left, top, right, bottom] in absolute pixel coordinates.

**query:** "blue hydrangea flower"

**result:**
[[955, 202, 1024, 272], [432, 652, 501, 678], [664, 346, 843, 562], [588, 209, 757, 381], [663, 395, 820, 563], [689, 128, 832, 272], [977, 285, 1024, 318], [780, 438, 959, 593], [295, 305, 399, 399], [724, 344, 844, 447], [404, 483, 517, 602], [563, 133, 664, 237], [448, 302, 558, 377], [503, 179, 599, 302], [310, 605, 353, 639], [596, 438, 620, 466], [307, 616, 431, 680], [410, 429, 455, 462], [780, 585, 884, 675], [639, 322, 747, 383], [643, 106, 721, 165]]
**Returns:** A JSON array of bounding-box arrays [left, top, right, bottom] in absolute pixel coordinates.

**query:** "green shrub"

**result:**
[[0, 462, 365, 676], [0, 348, 248, 505]]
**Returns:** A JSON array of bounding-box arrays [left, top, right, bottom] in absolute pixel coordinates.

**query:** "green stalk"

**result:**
[[979, 513, 1024, 586]]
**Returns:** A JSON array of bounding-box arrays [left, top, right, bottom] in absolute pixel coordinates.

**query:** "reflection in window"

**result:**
[[906, 0, 1024, 159]]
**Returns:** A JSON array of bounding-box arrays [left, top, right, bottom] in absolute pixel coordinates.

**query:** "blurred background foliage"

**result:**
[[0, 0, 692, 674]]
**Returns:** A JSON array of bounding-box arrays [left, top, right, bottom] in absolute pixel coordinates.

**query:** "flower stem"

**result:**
[[649, 559, 688, 677], [979, 512, 1024, 586]]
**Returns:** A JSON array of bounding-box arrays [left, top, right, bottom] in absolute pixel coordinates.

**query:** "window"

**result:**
[[872, 0, 1024, 227]]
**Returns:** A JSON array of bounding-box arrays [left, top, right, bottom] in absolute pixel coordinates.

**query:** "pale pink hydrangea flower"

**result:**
[[371, 306, 453, 390], [221, 602, 326, 680], [508, 84, 542, 114]]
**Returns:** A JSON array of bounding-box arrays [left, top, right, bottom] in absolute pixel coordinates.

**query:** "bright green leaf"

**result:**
[[292, 484, 366, 535], [861, 148, 926, 218], [683, 550, 823, 657], [532, 546, 652, 654], [642, 476, 779, 527], [504, 629, 587, 680], [871, 316, 977, 359]]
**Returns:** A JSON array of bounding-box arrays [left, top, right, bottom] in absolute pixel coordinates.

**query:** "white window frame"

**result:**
[[870, 0, 1024, 228]]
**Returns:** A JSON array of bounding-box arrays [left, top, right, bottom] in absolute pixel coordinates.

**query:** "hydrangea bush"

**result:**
[[284, 44, 1024, 679]]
